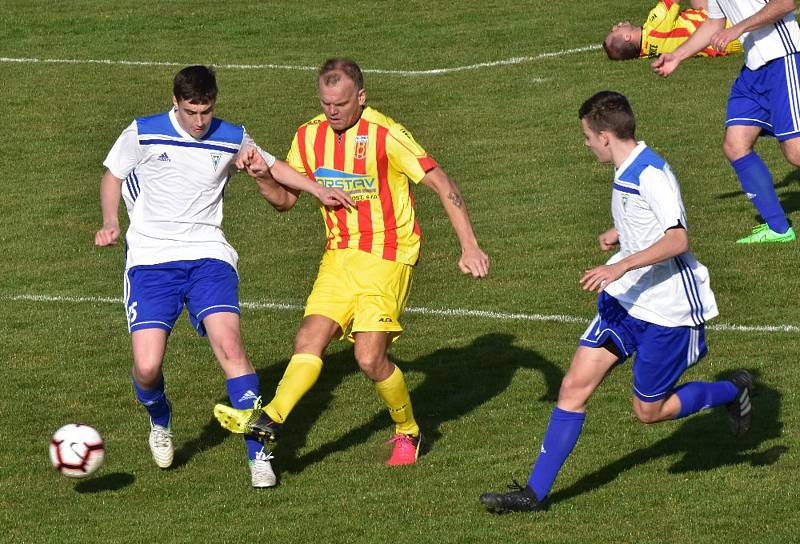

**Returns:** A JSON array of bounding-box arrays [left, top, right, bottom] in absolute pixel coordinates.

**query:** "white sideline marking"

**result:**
[[0, 45, 601, 77], [4, 293, 798, 334]]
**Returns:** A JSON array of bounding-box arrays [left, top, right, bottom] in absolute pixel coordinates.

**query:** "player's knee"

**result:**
[[354, 351, 392, 380], [132, 364, 162, 388], [722, 139, 750, 162], [632, 401, 661, 424], [782, 146, 800, 167], [354, 352, 380, 374], [559, 373, 584, 398], [211, 336, 247, 365], [556, 377, 588, 411]]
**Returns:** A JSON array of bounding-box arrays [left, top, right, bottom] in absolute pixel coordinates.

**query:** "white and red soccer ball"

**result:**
[[49, 424, 105, 478]]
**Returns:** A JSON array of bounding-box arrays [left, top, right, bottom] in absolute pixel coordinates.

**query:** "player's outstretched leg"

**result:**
[[213, 400, 282, 442], [726, 370, 754, 435], [480, 481, 545, 514]]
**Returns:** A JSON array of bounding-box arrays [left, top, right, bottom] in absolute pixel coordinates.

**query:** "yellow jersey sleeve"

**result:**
[[286, 131, 306, 175], [385, 122, 437, 184], [641, 0, 682, 57]]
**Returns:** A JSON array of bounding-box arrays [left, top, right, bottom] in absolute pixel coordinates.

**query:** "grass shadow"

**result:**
[[74, 472, 135, 493], [286, 333, 563, 473], [716, 169, 800, 220], [170, 359, 293, 469]]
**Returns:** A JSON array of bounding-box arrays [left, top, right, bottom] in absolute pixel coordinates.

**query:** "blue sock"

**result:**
[[731, 152, 790, 233], [527, 407, 586, 501], [226, 373, 263, 461], [131, 375, 171, 428], [673, 381, 738, 419]]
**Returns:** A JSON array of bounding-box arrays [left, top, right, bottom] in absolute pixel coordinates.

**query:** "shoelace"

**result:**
[[255, 449, 275, 463], [151, 426, 172, 447], [386, 434, 418, 458]]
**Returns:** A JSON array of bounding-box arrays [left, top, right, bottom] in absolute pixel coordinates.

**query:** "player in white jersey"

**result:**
[[480, 92, 753, 514], [94, 65, 352, 488], [653, 0, 799, 243]]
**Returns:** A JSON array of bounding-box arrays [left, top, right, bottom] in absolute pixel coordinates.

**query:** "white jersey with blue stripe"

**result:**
[[103, 109, 275, 270], [603, 142, 719, 328], [708, 0, 800, 69]]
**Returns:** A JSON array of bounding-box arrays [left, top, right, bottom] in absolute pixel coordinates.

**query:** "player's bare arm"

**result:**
[[95, 170, 122, 246], [420, 166, 489, 278], [598, 227, 619, 251], [581, 226, 689, 292], [711, 0, 796, 51], [238, 148, 354, 211], [652, 17, 725, 76], [269, 159, 355, 209]]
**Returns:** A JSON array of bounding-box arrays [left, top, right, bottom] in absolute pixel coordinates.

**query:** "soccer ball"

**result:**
[[49, 424, 105, 478]]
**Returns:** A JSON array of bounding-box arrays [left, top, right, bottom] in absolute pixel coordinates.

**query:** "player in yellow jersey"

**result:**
[[213, 58, 489, 474], [604, 0, 742, 60]]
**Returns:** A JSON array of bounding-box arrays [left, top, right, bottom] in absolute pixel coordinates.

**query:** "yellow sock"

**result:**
[[264, 353, 323, 423], [374, 365, 419, 437]]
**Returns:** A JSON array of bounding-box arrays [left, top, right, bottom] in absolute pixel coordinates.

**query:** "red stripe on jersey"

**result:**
[[313, 121, 329, 170], [332, 129, 350, 248], [376, 126, 397, 261], [418, 156, 438, 173], [313, 122, 336, 249], [297, 125, 315, 180], [663, 0, 675, 8], [650, 28, 692, 38], [353, 119, 373, 253]]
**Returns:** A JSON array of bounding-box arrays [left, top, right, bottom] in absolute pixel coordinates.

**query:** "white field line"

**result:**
[[4, 293, 798, 334], [0, 45, 601, 77]]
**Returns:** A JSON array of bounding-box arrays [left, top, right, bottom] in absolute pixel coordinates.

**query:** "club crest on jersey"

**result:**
[[210, 153, 222, 171], [354, 135, 369, 160]]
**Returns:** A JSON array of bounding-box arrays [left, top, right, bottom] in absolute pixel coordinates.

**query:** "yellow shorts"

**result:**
[[304, 248, 414, 341]]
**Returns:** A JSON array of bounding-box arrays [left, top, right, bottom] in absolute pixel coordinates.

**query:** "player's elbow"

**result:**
[[666, 227, 689, 254]]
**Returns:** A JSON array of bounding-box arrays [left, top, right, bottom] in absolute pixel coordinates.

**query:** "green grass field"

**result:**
[[1, 1, 798, 542]]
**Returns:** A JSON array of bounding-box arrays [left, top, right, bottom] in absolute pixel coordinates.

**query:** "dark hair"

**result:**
[[578, 91, 636, 139], [173, 65, 218, 104], [603, 33, 640, 61], [318, 58, 364, 91]]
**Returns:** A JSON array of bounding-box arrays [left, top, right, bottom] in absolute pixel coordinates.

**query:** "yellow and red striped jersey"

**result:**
[[287, 107, 437, 266], [641, 0, 743, 58]]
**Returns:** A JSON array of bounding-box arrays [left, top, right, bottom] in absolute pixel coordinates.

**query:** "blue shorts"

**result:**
[[579, 293, 707, 402], [124, 259, 240, 337], [726, 53, 800, 141]]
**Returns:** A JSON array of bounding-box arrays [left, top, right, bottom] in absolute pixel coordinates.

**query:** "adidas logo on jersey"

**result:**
[[238, 390, 258, 403], [158, 152, 171, 162]]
